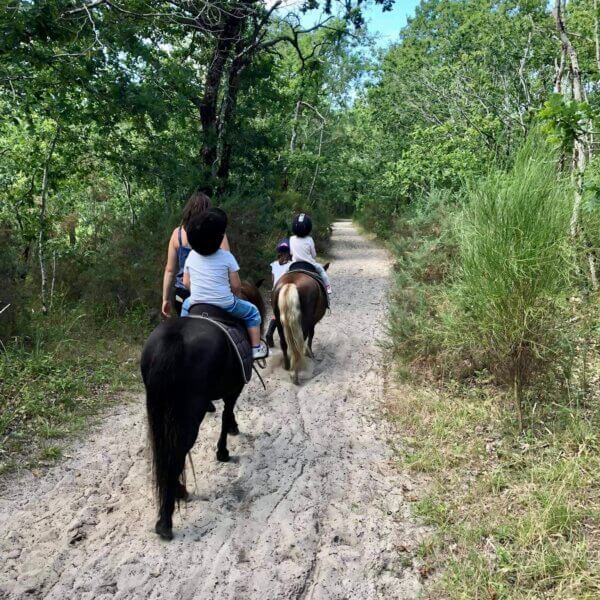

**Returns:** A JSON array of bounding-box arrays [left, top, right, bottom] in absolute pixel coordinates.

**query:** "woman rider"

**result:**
[[161, 191, 230, 318]]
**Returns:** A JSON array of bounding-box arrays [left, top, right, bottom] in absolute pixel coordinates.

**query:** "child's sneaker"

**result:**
[[326, 285, 332, 294], [252, 341, 269, 360]]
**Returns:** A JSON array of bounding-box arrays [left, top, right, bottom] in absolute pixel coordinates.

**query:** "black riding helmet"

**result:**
[[186, 207, 227, 256], [292, 213, 312, 237]]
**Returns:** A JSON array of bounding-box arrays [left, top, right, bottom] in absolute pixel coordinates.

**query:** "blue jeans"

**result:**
[[183, 297, 261, 328], [224, 297, 262, 328], [181, 296, 191, 317]]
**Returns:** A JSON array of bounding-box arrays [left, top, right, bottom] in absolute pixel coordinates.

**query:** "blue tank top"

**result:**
[[175, 227, 191, 289]]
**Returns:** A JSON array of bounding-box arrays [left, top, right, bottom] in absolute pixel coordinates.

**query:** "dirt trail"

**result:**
[[0, 221, 425, 600]]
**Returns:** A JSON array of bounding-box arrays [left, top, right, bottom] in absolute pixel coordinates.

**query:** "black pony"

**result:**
[[141, 281, 265, 540]]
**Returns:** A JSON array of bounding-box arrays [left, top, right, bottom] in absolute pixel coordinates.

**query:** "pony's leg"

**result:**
[[216, 390, 242, 462], [175, 409, 205, 500], [277, 321, 290, 370], [305, 326, 315, 358], [175, 481, 189, 500]]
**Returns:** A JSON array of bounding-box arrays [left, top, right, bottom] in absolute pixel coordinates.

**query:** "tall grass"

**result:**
[[446, 138, 573, 425]]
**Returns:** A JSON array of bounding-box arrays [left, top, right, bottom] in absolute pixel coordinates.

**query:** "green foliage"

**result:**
[[377, 188, 458, 366], [538, 93, 598, 153], [352, 0, 558, 226], [582, 155, 600, 263]]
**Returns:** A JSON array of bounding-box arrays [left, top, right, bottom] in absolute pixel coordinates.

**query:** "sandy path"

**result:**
[[0, 221, 424, 600]]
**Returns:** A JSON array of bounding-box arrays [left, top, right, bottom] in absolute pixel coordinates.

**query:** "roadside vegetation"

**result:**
[[0, 307, 142, 474]]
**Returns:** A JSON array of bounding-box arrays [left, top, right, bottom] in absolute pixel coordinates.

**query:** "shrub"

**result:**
[[386, 188, 459, 367], [444, 137, 573, 425]]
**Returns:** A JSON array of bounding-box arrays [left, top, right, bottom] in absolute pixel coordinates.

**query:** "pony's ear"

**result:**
[[323, 262, 330, 271], [255, 278, 265, 289]]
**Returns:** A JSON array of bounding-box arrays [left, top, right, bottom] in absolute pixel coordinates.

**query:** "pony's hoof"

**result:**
[[216, 449, 230, 462], [227, 423, 240, 435], [175, 482, 189, 501], [155, 520, 173, 541], [266, 336, 274, 348], [292, 373, 300, 385]]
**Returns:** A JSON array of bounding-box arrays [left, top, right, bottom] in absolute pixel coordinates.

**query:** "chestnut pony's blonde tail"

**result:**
[[278, 283, 305, 375]]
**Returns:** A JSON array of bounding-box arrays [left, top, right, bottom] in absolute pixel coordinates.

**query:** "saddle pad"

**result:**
[[188, 303, 252, 383], [289, 260, 318, 274], [285, 263, 329, 309]]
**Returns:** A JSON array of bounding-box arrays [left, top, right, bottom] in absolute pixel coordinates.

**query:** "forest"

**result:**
[[1, 0, 600, 596]]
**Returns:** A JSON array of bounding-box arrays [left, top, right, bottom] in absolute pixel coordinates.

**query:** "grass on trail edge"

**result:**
[[0, 309, 144, 475], [387, 378, 600, 599]]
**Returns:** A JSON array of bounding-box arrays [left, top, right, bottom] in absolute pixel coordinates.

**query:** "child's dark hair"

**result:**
[[182, 191, 211, 229], [187, 208, 227, 256], [292, 213, 312, 237]]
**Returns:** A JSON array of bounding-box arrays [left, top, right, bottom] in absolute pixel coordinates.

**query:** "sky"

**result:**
[[273, 0, 422, 49], [363, 0, 421, 47]]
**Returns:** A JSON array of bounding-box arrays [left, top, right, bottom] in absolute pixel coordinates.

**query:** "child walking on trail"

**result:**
[[182, 208, 268, 360], [266, 238, 292, 347], [289, 213, 332, 294]]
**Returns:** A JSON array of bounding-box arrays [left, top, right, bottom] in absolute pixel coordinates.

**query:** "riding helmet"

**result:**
[[292, 213, 312, 237], [276, 238, 290, 253], [187, 207, 228, 256]]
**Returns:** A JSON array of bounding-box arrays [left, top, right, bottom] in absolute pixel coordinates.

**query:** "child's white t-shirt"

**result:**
[[290, 235, 316, 265], [184, 249, 239, 308], [270, 260, 290, 285]]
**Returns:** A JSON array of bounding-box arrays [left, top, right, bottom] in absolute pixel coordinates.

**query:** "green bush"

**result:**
[[444, 138, 573, 422], [385, 188, 459, 367]]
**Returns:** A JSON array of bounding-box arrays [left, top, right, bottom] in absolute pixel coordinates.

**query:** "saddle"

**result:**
[[188, 303, 252, 383], [288, 261, 329, 307]]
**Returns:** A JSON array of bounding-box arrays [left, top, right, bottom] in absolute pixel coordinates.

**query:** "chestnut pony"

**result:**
[[141, 281, 265, 541], [272, 265, 329, 384]]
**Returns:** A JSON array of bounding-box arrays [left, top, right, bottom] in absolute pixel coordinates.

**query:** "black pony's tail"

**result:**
[[143, 327, 187, 514]]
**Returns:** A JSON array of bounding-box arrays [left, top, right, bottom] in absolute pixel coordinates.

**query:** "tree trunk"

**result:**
[[307, 112, 325, 205], [290, 100, 302, 153], [554, 0, 586, 102], [196, 11, 247, 185], [121, 173, 137, 225], [215, 48, 248, 186], [38, 126, 60, 314], [595, 0, 600, 74], [518, 29, 532, 109], [554, 45, 566, 94], [554, 0, 598, 289]]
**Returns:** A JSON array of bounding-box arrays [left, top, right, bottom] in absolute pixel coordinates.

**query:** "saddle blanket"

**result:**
[[287, 261, 329, 308], [188, 303, 252, 383]]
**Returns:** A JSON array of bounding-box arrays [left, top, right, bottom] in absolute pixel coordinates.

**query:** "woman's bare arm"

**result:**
[[161, 229, 178, 317]]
